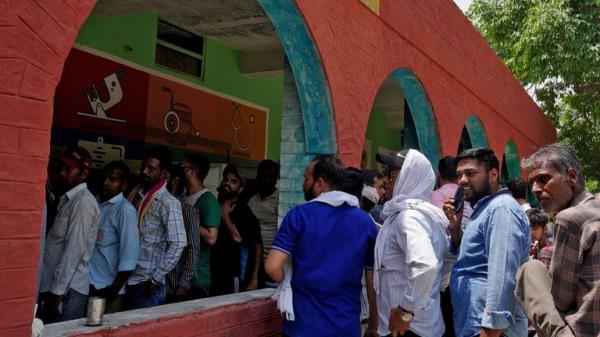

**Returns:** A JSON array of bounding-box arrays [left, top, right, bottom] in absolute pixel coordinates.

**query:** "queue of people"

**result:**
[[35, 141, 599, 337], [37, 146, 278, 322]]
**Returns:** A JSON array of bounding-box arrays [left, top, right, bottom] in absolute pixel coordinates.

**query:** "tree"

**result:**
[[467, 0, 600, 188]]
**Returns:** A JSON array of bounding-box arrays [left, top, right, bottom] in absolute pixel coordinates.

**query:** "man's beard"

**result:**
[[303, 182, 316, 201], [218, 185, 238, 203], [468, 176, 491, 205]]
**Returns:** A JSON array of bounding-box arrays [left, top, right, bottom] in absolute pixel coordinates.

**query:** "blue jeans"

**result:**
[[127, 282, 166, 310], [60, 288, 88, 321]]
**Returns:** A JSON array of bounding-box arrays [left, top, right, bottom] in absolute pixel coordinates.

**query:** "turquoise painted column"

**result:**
[[464, 115, 489, 148], [277, 62, 313, 220], [390, 68, 441, 166], [258, 0, 336, 155], [258, 0, 338, 217], [504, 140, 521, 178]]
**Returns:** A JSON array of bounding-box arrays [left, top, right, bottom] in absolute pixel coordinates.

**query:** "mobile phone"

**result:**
[[453, 186, 464, 212]]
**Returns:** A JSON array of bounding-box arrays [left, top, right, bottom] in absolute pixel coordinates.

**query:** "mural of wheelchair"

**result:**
[[162, 86, 200, 136]]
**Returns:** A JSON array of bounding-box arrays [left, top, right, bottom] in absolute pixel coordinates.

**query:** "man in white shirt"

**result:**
[[374, 149, 449, 337], [39, 147, 100, 322]]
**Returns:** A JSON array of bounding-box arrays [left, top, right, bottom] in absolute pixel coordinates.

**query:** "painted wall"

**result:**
[[364, 109, 403, 169], [0, 1, 558, 336], [294, 0, 556, 167], [76, 12, 283, 161]]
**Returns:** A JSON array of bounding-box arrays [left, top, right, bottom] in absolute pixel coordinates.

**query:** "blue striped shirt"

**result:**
[[128, 185, 186, 286]]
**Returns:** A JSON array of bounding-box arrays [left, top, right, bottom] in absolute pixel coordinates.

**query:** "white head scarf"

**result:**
[[374, 149, 448, 293], [380, 149, 441, 220]]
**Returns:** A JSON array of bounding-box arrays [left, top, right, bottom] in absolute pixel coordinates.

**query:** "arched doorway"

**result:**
[[457, 115, 488, 153], [362, 68, 440, 169]]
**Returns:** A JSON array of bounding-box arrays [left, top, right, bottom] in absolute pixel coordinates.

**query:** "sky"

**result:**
[[453, 0, 474, 12]]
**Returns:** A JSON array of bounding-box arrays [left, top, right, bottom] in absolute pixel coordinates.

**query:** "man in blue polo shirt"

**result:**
[[265, 155, 378, 337], [89, 161, 139, 313]]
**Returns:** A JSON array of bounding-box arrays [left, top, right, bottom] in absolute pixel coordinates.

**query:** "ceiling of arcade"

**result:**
[[93, 0, 404, 126]]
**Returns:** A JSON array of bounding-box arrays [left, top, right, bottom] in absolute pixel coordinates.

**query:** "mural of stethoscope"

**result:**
[[231, 102, 255, 151], [162, 86, 200, 136], [79, 69, 127, 123]]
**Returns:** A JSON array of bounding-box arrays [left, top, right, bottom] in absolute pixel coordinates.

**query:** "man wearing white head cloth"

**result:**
[[373, 149, 449, 337]]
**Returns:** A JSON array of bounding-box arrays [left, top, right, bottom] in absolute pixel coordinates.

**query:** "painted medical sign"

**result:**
[[53, 47, 268, 162]]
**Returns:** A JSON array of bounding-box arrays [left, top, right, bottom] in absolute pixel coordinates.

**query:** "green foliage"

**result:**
[[468, 0, 600, 180], [586, 178, 600, 194]]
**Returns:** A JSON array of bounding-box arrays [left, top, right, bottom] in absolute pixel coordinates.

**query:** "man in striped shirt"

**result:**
[[517, 142, 600, 337], [374, 149, 449, 337], [126, 146, 186, 309]]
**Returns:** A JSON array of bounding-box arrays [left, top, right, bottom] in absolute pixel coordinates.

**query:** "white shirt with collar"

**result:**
[[40, 182, 100, 296]]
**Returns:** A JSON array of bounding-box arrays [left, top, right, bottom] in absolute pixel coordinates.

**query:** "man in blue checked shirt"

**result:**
[[89, 161, 139, 313], [443, 148, 529, 337], [126, 146, 186, 309]]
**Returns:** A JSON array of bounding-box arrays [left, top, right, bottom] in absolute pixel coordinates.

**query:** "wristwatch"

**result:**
[[397, 306, 414, 323]]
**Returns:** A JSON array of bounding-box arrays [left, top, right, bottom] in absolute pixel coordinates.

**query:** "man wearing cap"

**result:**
[[443, 148, 529, 337], [126, 146, 186, 309], [39, 146, 101, 322], [373, 149, 449, 337], [265, 155, 378, 337]]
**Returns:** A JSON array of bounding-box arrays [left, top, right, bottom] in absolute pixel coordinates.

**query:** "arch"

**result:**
[[464, 115, 489, 148], [389, 68, 441, 165], [503, 140, 522, 178], [258, 0, 337, 154]]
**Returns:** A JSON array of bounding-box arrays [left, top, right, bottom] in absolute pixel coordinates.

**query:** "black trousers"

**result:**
[[441, 289, 455, 337]]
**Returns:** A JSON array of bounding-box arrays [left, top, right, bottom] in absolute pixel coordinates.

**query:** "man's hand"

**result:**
[[388, 307, 411, 337], [363, 325, 379, 337], [40, 292, 62, 321], [443, 197, 464, 248], [443, 197, 463, 229], [174, 286, 189, 299], [246, 278, 258, 291], [221, 200, 236, 216], [142, 279, 158, 297]]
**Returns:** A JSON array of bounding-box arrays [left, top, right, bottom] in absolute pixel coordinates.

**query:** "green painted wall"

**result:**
[[364, 108, 403, 169], [75, 12, 283, 161]]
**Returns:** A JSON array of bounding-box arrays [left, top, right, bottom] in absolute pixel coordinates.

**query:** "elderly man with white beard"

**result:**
[[373, 149, 449, 337]]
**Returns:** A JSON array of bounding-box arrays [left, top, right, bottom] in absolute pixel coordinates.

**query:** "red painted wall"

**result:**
[[0, 0, 556, 336], [296, 0, 555, 166], [71, 299, 281, 337], [0, 1, 96, 335]]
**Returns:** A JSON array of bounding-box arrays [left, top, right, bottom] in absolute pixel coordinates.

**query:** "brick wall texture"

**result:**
[[0, 0, 556, 336]]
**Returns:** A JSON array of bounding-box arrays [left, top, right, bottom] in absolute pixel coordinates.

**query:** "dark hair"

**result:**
[[257, 159, 280, 176], [456, 148, 499, 172], [184, 153, 210, 181], [167, 164, 186, 196], [341, 167, 363, 200], [223, 163, 244, 187], [361, 170, 383, 186], [104, 160, 131, 182], [144, 146, 172, 170], [438, 156, 458, 181], [506, 177, 528, 199], [526, 208, 550, 227], [311, 155, 346, 190], [521, 141, 584, 188]]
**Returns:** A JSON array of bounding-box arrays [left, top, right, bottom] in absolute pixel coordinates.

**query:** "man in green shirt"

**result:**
[[180, 153, 221, 298]]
